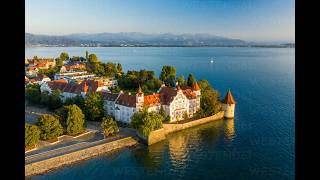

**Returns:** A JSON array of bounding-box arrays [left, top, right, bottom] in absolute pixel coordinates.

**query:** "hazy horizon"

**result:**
[[26, 0, 295, 42]]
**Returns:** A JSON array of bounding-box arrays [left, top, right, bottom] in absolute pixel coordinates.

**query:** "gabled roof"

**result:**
[[116, 93, 136, 107], [103, 92, 120, 101], [222, 90, 236, 104]]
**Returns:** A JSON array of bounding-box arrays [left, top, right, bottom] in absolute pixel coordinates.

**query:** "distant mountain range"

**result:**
[[25, 32, 294, 47]]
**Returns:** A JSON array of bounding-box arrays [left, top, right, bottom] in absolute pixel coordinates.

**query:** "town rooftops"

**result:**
[[46, 79, 105, 94], [144, 94, 161, 106], [222, 90, 236, 104]]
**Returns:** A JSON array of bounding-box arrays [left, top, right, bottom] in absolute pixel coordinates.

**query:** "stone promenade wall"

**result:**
[[163, 111, 224, 134], [137, 128, 166, 145], [25, 137, 138, 177]]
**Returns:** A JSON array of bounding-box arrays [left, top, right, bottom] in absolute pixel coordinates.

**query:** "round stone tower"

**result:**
[[222, 89, 236, 118]]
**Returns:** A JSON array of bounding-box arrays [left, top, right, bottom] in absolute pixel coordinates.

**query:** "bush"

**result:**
[[25, 123, 41, 147], [130, 111, 163, 137], [101, 116, 119, 137], [200, 89, 222, 116], [25, 84, 41, 105], [37, 114, 64, 140]]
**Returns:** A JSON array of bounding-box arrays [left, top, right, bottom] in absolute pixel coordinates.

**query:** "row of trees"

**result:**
[[25, 104, 85, 147], [25, 84, 63, 110], [25, 103, 120, 147]]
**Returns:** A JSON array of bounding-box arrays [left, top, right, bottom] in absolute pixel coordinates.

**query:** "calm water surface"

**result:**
[[26, 47, 295, 180]]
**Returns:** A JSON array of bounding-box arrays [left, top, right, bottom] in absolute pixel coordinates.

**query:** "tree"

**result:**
[[201, 89, 222, 116], [60, 52, 69, 62], [64, 105, 86, 135], [83, 92, 105, 121], [101, 116, 119, 137], [37, 114, 64, 140], [177, 75, 186, 86], [25, 84, 41, 105], [159, 66, 176, 86], [55, 58, 63, 67], [117, 63, 123, 74], [48, 89, 62, 110], [159, 106, 166, 118], [25, 123, 41, 147], [88, 54, 99, 64], [187, 73, 196, 87], [85, 51, 89, 61], [64, 95, 85, 108], [130, 111, 163, 137], [197, 79, 212, 91]]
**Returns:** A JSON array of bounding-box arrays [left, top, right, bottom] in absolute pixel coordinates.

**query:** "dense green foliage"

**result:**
[[187, 73, 196, 87], [64, 95, 85, 108], [88, 54, 99, 64], [26, 84, 62, 110], [130, 111, 163, 137], [60, 52, 69, 62], [101, 116, 119, 137], [159, 66, 176, 87], [70, 56, 86, 62], [118, 69, 162, 92], [38, 67, 60, 78], [197, 79, 212, 91], [177, 75, 186, 86], [83, 92, 105, 121], [25, 84, 41, 105], [65, 105, 86, 135], [37, 114, 64, 140], [25, 123, 41, 147]]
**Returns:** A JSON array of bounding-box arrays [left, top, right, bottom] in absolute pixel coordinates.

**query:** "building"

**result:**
[[92, 77, 118, 88], [59, 62, 86, 73], [222, 89, 236, 118], [27, 58, 56, 69], [25, 74, 51, 85], [40, 79, 109, 101], [103, 83, 201, 123], [54, 71, 95, 82], [25, 67, 39, 77]]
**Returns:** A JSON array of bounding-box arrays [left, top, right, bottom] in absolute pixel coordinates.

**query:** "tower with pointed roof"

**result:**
[[136, 86, 144, 111], [222, 89, 236, 118]]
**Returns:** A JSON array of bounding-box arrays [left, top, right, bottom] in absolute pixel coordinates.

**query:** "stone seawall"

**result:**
[[25, 137, 138, 177], [143, 111, 225, 145], [163, 111, 225, 135]]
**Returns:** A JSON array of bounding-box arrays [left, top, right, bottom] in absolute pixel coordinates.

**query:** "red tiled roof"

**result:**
[[222, 90, 236, 104], [144, 94, 161, 106], [193, 82, 201, 91]]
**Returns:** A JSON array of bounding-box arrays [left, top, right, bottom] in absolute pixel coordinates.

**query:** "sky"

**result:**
[[25, 0, 295, 42]]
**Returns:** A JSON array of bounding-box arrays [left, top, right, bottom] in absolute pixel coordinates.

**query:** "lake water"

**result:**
[[26, 47, 295, 180]]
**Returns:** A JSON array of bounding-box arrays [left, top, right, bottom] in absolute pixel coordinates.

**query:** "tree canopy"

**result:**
[[130, 111, 163, 137], [88, 54, 99, 64], [187, 73, 196, 87], [83, 92, 105, 121], [60, 52, 69, 62], [65, 105, 86, 135], [101, 116, 119, 137], [25, 123, 41, 147], [159, 66, 176, 87], [177, 75, 186, 86], [37, 114, 64, 140], [200, 88, 222, 116]]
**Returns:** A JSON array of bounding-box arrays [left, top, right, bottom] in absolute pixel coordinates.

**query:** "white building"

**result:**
[[54, 71, 95, 82], [103, 83, 201, 123]]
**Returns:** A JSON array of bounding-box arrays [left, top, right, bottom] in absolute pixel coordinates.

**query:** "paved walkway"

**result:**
[[25, 127, 137, 165]]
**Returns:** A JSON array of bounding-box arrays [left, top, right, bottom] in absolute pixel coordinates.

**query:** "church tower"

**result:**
[[192, 82, 201, 110], [136, 86, 144, 111], [222, 89, 236, 118]]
